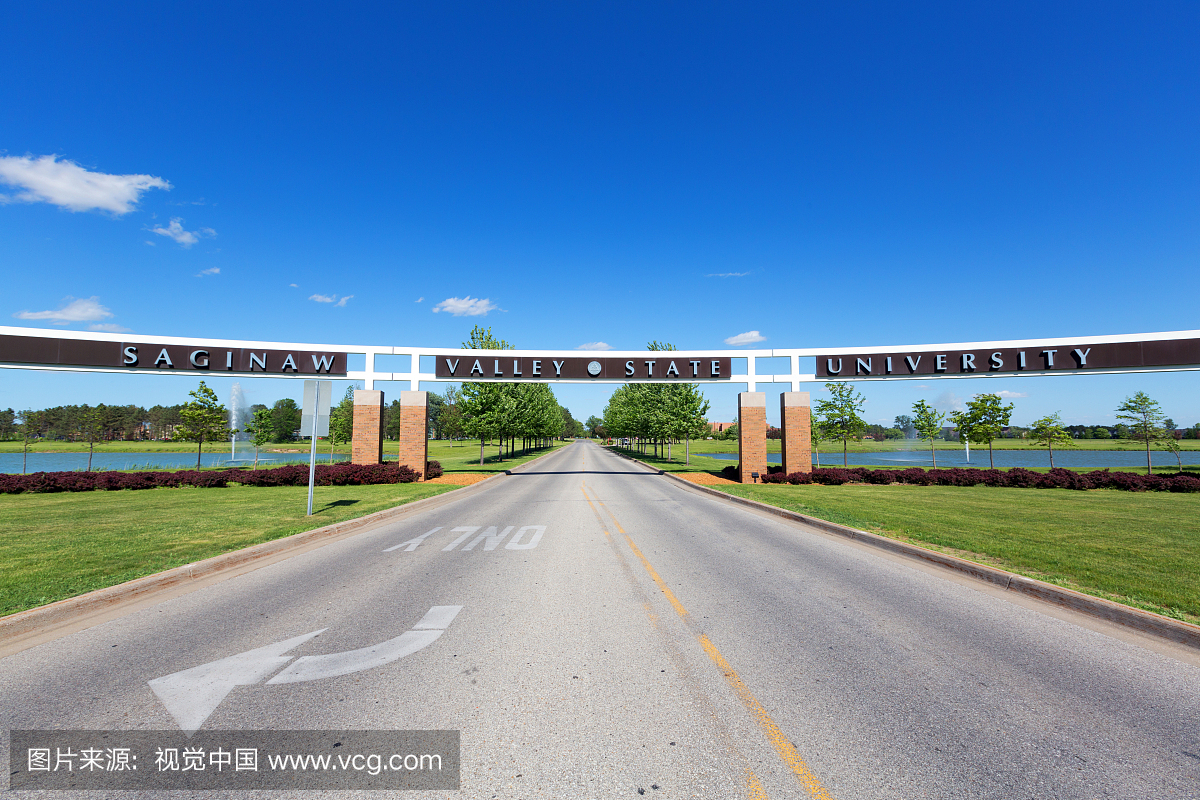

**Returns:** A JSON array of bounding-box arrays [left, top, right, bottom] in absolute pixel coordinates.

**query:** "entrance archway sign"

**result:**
[[4, 326, 1200, 483]]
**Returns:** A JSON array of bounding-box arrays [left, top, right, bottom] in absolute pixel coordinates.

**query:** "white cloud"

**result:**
[[13, 296, 113, 325], [724, 330, 766, 346], [415, 297, 424, 303], [707, 271, 750, 278], [576, 342, 612, 351], [996, 390, 1028, 399], [149, 217, 214, 248], [89, 322, 132, 333], [289, 283, 298, 288], [196, 267, 220, 277], [432, 296, 498, 316], [934, 391, 965, 413], [309, 293, 353, 307], [0, 154, 170, 214]]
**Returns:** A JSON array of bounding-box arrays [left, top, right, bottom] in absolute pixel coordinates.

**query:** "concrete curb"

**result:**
[[607, 448, 1200, 651], [0, 462, 529, 655]]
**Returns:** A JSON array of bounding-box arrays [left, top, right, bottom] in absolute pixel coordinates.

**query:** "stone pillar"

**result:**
[[737, 392, 767, 484], [351, 389, 384, 465], [780, 391, 812, 475], [397, 390, 429, 480]]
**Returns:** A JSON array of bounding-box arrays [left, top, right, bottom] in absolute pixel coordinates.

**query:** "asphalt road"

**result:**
[[2, 440, 1199, 799]]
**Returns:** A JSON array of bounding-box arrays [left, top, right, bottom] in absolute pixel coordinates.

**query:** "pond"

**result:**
[[0, 451, 348, 474], [694, 448, 1200, 470]]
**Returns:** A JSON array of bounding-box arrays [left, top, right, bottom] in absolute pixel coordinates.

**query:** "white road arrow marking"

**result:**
[[383, 527, 442, 552], [149, 606, 463, 733], [267, 605, 463, 684], [148, 629, 325, 735]]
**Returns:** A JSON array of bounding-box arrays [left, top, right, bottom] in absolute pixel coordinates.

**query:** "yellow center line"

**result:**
[[579, 484, 611, 538], [701, 635, 835, 799], [746, 769, 769, 800], [624, 534, 690, 619], [590, 484, 835, 800]]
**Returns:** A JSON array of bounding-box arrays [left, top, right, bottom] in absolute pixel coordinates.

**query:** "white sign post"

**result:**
[[302, 380, 332, 516]]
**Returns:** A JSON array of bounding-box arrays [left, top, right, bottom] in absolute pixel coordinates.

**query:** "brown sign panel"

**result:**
[[816, 338, 1200, 378], [434, 354, 732, 381], [0, 334, 347, 375]]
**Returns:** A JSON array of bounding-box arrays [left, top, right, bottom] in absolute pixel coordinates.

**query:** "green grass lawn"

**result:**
[[716, 483, 1200, 625], [0, 482, 458, 618]]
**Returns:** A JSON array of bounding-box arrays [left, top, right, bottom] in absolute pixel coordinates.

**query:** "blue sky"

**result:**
[[3, 2, 1199, 428]]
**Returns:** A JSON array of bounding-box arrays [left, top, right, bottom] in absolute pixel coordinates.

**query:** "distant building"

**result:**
[[709, 422, 736, 433]]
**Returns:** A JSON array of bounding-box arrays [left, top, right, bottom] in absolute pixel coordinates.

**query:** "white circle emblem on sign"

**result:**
[[587, 360, 602, 377]]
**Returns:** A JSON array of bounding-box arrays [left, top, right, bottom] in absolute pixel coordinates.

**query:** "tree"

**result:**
[[270, 398, 301, 443], [175, 381, 233, 468], [328, 386, 355, 461], [16, 409, 44, 474], [585, 415, 603, 438], [599, 342, 709, 463], [1030, 412, 1073, 468], [384, 399, 402, 440], [911, 400, 946, 468], [459, 325, 516, 464], [666, 382, 710, 464], [561, 406, 582, 439], [426, 391, 446, 439], [815, 382, 867, 467], [243, 407, 273, 468], [148, 404, 184, 440], [0, 408, 15, 440], [1161, 434, 1183, 473], [1115, 391, 1167, 475], [438, 385, 464, 441], [78, 405, 105, 472], [894, 414, 915, 439], [950, 394, 1013, 469], [810, 416, 825, 467]]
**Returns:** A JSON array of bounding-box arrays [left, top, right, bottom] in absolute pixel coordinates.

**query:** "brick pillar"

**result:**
[[398, 390, 429, 480], [738, 392, 767, 484], [780, 391, 812, 475], [351, 390, 384, 465]]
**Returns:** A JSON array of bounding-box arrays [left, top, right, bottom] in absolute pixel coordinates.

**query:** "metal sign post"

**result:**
[[302, 380, 332, 516]]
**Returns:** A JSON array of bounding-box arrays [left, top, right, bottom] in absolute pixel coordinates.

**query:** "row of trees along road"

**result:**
[[601, 342, 711, 465], [456, 326, 582, 465], [814, 383, 1184, 474]]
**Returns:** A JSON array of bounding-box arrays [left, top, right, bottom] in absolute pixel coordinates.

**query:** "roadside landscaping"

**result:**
[[716, 483, 1200, 626], [614, 446, 1200, 480], [0, 462, 436, 494], [612, 447, 1200, 625], [0, 481, 459, 618], [0, 442, 569, 617]]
